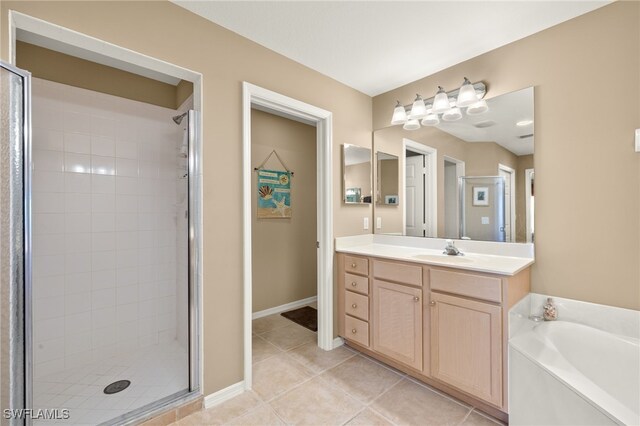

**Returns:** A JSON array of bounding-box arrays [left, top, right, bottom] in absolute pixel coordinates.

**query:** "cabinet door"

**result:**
[[372, 280, 422, 371], [430, 292, 502, 407]]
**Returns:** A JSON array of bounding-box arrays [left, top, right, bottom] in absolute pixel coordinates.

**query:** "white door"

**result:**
[[406, 155, 425, 237], [498, 167, 514, 242]]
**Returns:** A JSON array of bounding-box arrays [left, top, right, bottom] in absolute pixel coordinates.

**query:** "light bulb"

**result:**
[[466, 99, 489, 115], [442, 107, 462, 122], [421, 114, 440, 126], [403, 119, 421, 130], [391, 101, 408, 125], [456, 77, 479, 107], [516, 119, 533, 126], [432, 86, 450, 114], [409, 94, 427, 120]]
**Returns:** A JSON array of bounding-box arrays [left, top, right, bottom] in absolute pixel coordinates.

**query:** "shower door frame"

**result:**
[[6, 10, 204, 425]]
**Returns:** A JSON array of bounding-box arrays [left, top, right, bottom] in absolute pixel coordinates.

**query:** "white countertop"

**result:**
[[335, 236, 534, 276]]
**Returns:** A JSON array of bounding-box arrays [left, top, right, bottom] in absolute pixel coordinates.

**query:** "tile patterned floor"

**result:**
[[173, 309, 505, 426]]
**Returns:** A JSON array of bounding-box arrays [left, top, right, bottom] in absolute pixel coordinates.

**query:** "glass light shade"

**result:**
[[391, 101, 408, 125], [403, 119, 421, 130], [421, 114, 440, 126], [466, 99, 489, 115], [409, 95, 428, 119], [456, 77, 479, 107], [442, 107, 462, 122], [432, 86, 450, 114]]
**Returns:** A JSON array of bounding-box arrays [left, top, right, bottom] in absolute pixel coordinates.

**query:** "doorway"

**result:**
[[242, 83, 334, 390], [402, 139, 437, 237], [498, 164, 516, 242], [443, 156, 465, 239]]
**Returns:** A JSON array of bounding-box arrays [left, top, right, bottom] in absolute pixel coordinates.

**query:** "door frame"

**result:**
[[7, 10, 205, 422], [525, 168, 535, 243], [402, 139, 437, 237], [242, 83, 334, 390], [498, 163, 516, 242], [443, 156, 465, 238]]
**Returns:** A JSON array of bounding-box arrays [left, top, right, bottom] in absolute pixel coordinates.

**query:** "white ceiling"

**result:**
[[172, 0, 609, 96], [437, 87, 534, 156]]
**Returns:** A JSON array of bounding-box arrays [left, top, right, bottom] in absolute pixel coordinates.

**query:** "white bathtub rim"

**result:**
[[509, 333, 637, 426]]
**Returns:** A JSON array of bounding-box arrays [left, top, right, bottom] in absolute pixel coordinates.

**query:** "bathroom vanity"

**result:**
[[336, 237, 533, 421]]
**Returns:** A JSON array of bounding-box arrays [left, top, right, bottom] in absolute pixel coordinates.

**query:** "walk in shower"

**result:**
[[1, 61, 200, 425]]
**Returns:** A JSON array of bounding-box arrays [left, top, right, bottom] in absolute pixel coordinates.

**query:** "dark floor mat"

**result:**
[[280, 306, 317, 332]]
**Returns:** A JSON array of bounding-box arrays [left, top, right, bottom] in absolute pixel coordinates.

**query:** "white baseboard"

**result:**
[[252, 296, 317, 320], [203, 381, 245, 409], [332, 337, 344, 349]]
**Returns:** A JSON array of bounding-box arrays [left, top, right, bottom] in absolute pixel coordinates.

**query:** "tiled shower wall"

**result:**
[[31, 78, 186, 379]]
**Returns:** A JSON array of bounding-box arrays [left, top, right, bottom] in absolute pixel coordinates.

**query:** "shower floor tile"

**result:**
[[33, 340, 188, 426]]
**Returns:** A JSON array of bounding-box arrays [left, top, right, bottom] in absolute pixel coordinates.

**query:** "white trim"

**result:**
[[9, 9, 206, 403], [525, 168, 535, 243], [242, 82, 334, 391], [203, 381, 246, 409], [252, 296, 318, 320], [498, 163, 517, 243], [443, 156, 465, 239], [402, 139, 437, 238], [332, 337, 345, 349]]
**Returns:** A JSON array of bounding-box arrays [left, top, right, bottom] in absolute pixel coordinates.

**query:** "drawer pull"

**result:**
[[351, 282, 357, 287], [351, 328, 357, 334], [351, 263, 357, 268], [429, 300, 436, 306], [351, 303, 357, 308], [414, 296, 420, 302]]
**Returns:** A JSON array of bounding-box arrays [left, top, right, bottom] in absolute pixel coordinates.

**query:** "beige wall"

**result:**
[[373, 2, 640, 309], [1, 1, 373, 395], [344, 161, 372, 202], [16, 41, 193, 109], [251, 109, 317, 312]]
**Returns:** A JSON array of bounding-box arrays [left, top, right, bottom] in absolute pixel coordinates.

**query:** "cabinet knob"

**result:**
[[351, 329, 357, 334], [429, 300, 436, 306], [414, 296, 420, 302], [351, 282, 357, 287], [351, 263, 357, 268], [351, 303, 357, 308]]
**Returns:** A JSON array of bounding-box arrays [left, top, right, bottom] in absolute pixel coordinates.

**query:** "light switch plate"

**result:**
[[376, 217, 382, 229], [635, 129, 640, 152], [363, 217, 369, 230], [481, 216, 490, 225]]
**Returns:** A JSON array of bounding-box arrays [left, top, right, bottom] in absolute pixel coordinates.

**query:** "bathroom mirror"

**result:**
[[342, 144, 372, 204], [376, 152, 399, 205], [373, 87, 534, 242]]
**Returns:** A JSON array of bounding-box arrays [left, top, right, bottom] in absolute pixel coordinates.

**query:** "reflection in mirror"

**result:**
[[373, 87, 534, 243], [376, 152, 399, 205], [342, 144, 372, 204]]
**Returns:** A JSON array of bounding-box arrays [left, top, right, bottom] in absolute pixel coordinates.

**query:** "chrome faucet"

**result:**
[[443, 239, 463, 256]]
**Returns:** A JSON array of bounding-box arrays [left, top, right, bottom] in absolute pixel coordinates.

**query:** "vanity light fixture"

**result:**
[[390, 78, 487, 129]]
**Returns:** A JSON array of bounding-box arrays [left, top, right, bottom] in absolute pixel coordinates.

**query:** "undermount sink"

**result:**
[[413, 254, 473, 263]]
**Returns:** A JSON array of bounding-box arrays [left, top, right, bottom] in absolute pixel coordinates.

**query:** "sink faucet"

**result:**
[[443, 239, 463, 256]]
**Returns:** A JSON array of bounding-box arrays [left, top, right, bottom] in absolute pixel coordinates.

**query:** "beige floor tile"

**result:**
[[252, 314, 292, 335], [286, 342, 356, 373], [460, 410, 505, 426], [346, 408, 394, 426], [174, 391, 261, 425], [271, 376, 363, 425], [253, 334, 282, 364], [371, 379, 471, 426], [226, 403, 285, 426], [320, 355, 403, 403], [259, 323, 316, 350], [252, 353, 312, 401]]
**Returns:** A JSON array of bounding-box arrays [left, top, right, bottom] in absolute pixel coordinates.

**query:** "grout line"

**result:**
[[404, 375, 472, 410], [366, 405, 400, 426], [457, 407, 474, 425]]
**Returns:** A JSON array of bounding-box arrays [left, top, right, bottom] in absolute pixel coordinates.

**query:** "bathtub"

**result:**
[[509, 294, 640, 426]]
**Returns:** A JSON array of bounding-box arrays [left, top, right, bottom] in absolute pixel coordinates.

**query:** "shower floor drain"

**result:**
[[103, 380, 131, 394]]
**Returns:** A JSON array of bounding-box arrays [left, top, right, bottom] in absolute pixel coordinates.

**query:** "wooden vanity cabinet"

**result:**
[[337, 252, 530, 421]]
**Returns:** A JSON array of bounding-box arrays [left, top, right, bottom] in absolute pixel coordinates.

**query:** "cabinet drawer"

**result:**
[[345, 273, 369, 295], [345, 291, 369, 321], [430, 269, 502, 303], [373, 260, 422, 287], [345, 256, 369, 276], [344, 315, 369, 347]]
